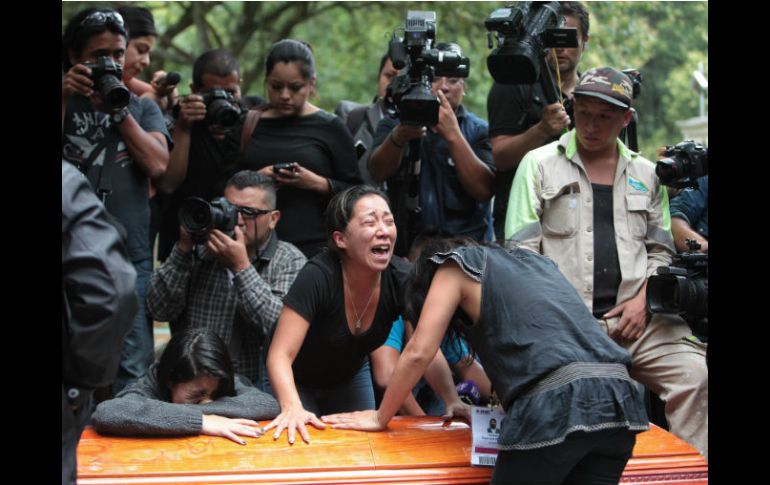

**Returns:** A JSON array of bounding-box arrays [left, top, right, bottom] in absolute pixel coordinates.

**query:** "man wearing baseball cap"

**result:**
[[504, 66, 708, 460]]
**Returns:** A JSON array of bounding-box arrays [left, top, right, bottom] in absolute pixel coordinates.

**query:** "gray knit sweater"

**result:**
[[91, 364, 279, 436]]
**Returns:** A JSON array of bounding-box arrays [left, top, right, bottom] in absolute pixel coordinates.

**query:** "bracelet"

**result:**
[[389, 129, 404, 149]]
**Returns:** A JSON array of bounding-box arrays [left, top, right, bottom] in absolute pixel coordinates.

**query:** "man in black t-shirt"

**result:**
[[154, 49, 246, 261], [487, 1, 590, 241]]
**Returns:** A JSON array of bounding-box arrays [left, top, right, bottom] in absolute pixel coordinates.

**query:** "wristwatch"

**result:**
[[110, 107, 130, 125]]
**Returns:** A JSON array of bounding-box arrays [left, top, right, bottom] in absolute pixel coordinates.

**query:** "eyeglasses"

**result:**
[[79, 11, 125, 29], [236, 206, 273, 219]]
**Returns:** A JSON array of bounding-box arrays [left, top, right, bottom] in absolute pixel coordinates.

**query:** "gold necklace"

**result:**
[[343, 270, 377, 331]]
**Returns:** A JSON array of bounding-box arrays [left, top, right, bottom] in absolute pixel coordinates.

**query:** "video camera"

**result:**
[[484, 1, 577, 104], [655, 140, 708, 189], [384, 11, 470, 126], [647, 239, 708, 337], [178, 196, 238, 244], [84, 56, 131, 111]]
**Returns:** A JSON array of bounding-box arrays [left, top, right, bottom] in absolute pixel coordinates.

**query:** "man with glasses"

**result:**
[[368, 43, 495, 254], [146, 171, 306, 389], [62, 7, 171, 397]]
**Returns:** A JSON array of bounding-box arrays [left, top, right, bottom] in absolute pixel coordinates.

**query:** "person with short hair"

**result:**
[[62, 7, 171, 396], [146, 171, 306, 387], [505, 66, 708, 459], [369, 42, 495, 254], [488, 1, 590, 241], [91, 329, 279, 444]]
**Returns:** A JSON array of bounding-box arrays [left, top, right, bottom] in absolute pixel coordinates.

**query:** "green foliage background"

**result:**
[[62, 1, 708, 159]]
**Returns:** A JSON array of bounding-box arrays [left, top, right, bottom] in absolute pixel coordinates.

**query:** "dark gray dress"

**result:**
[[429, 245, 648, 450]]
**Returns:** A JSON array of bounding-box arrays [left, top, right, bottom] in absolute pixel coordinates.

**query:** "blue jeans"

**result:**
[[297, 359, 375, 416], [112, 258, 154, 396]]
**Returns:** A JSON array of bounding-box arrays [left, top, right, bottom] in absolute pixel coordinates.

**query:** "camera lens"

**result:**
[[98, 75, 131, 111], [179, 197, 213, 235], [207, 99, 240, 127]]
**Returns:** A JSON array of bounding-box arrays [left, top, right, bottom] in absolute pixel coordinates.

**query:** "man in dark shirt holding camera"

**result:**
[[369, 43, 495, 255], [487, 1, 589, 241], [153, 49, 249, 261]]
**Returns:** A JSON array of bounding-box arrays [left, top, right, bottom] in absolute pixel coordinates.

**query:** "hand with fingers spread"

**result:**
[[262, 405, 326, 444], [206, 227, 250, 273], [201, 415, 264, 445], [322, 409, 386, 432]]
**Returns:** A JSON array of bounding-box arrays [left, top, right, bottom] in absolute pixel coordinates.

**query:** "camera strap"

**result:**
[[240, 109, 263, 153], [94, 142, 118, 202]]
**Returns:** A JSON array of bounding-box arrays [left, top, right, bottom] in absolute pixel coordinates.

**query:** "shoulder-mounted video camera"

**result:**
[[178, 196, 238, 244], [83, 56, 131, 112], [384, 11, 470, 126], [655, 140, 708, 189], [484, 1, 577, 92]]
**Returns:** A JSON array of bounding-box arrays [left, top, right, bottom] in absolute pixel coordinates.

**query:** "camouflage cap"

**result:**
[[573, 67, 633, 109]]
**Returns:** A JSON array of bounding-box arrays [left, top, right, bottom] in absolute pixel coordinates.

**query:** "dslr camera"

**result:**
[[384, 11, 470, 126], [201, 88, 242, 128], [178, 196, 238, 244], [655, 140, 708, 189], [83, 56, 131, 111], [484, 2, 577, 87]]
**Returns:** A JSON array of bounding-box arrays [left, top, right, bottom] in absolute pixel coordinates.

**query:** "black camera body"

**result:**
[[655, 140, 708, 189], [384, 11, 470, 126], [178, 196, 238, 243], [647, 240, 708, 337], [485, 2, 577, 86], [84, 56, 131, 111], [201, 89, 242, 128]]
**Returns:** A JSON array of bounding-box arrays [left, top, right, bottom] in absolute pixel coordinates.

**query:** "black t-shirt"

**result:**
[[486, 82, 556, 241], [157, 123, 229, 261], [224, 111, 362, 258], [282, 250, 411, 388], [591, 184, 622, 318]]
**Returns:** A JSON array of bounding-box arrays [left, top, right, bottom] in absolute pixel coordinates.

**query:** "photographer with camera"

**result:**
[[153, 49, 247, 262], [62, 7, 171, 397], [146, 171, 306, 388], [487, 1, 589, 241], [334, 53, 401, 187], [369, 40, 495, 254], [670, 174, 708, 253], [505, 67, 708, 459]]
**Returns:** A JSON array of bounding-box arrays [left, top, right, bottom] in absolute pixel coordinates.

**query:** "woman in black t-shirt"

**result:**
[[226, 39, 362, 258], [264, 186, 468, 445]]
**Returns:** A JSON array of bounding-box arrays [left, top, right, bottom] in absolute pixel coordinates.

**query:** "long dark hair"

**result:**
[[404, 236, 481, 358], [156, 329, 236, 402], [265, 39, 316, 80]]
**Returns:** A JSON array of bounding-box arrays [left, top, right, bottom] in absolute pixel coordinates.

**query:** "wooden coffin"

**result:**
[[77, 417, 707, 484]]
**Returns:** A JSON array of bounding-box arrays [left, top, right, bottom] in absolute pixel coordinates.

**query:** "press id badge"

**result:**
[[470, 404, 505, 466]]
